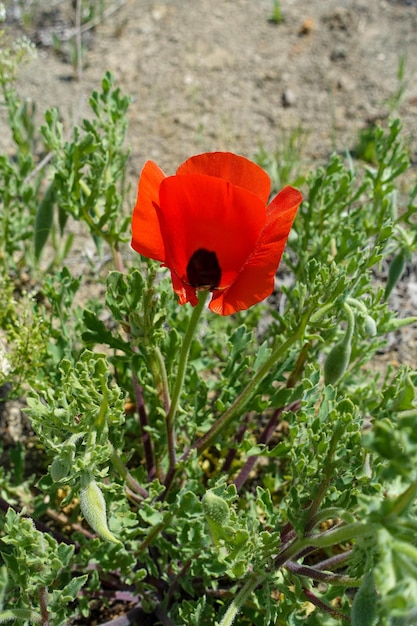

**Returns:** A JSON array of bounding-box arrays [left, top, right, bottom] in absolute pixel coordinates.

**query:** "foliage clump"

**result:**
[[0, 43, 417, 626]]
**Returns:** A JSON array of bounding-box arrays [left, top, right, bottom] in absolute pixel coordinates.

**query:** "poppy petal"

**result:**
[[170, 268, 199, 307], [131, 160, 166, 262], [176, 152, 271, 204], [209, 186, 302, 315], [157, 174, 266, 293]]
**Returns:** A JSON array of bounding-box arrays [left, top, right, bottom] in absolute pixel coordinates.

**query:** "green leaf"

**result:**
[[82, 309, 132, 353], [351, 572, 377, 626], [34, 182, 55, 259], [56, 574, 89, 602]]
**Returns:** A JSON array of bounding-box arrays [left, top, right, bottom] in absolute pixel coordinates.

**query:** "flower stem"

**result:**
[[301, 521, 374, 551], [111, 244, 125, 274], [304, 423, 345, 530], [189, 313, 309, 457], [110, 449, 150, 499], [164, 291, 208, 490], [218, 572, 264, 626], [220, 520, 372, 625], [303, 588, 350, 622], [154, 346, 171, 414], [285, 560, 360, 586]]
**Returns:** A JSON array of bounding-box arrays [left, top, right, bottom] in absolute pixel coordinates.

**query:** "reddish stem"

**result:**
[[302, 588, 350, 622], [233, 400, 301, 491], [132, 371, 155, 480]]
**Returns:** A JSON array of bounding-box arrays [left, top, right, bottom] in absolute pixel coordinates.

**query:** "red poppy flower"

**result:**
[[131, 152, 302, 316]]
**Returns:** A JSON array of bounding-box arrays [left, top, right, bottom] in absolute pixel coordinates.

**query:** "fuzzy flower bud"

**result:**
[[324, 303, 354, 386], [202, 490, 230, 526], [384, 250, 406, 300], [363, 315, 377, 338], [324, 339, 352, 386], [50, 456, 71, 482], [79, 478, 121, 545]]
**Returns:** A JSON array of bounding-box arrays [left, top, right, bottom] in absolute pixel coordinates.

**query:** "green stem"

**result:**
[[386, 480, 417, 518], [220, 520, 373, 626], [164, 291, 208, 489], [135, 512, 174, 556], [111, 243, 125, 274], [302, 521, 374, 550], [304, 423, 345, 529], [110, 449, 150, 499], [96, 372, 109, 429], [307, 506, 356, 530], [285, 560, 360, 587], [154, 346, 170, 415], [218, 572, 264, 626], [190, 313, 309, 456], [275, 521, 373, 571]]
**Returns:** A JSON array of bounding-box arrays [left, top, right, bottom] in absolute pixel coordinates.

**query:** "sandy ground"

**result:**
[[2, 0, 417, 369], [3, 0, 417, 174]]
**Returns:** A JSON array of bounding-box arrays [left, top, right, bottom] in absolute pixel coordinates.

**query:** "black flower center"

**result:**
[[186, 248, 221, 289]]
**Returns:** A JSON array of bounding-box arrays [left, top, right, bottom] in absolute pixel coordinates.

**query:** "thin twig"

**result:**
[[286, 560, 360, 586], [302, 588, 350, 622], [162, 292, 208, 496], [59, 0, 127, 41], [233, 400, 301, 491], [46, 507, 95, 540], [222, 413, 250, 474], [154, 605, 176, 626], [110, 451, 150, 500], [314, 549, 353, 571], [75, 0, 83, 81], [112, 245, 125, 274], [165, 555, 195, 603], [39, 586, 50, 626], [304, 423, 345, 531], [23, 151, 54, 186]]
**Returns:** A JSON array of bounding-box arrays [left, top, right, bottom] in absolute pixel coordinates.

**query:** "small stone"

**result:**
[[299, 17, 315, 36], [330, 46, 347, 61], [282, 88, 296, 107]]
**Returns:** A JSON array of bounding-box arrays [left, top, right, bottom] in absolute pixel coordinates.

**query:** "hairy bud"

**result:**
[[50, 456, 71, 482], [384, 250, 406, 300], [324, 339, 352, 386], [80, 479, 121, 545], [324, 303, 355, 386], [202, 490, 230, 526]]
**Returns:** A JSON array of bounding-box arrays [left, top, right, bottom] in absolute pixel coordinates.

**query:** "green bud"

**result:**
[[364, 315, 377, 338], [202, 491, 230, 526], [79, 479, 121, 545], [384, 250, 406, 300], [324, 338, 352, 385], [351, 572, 377, 626], [50, 456, 71, 482], [324, 302, 354, 385]]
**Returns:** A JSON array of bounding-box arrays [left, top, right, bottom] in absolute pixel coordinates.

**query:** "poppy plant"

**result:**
[[131, 152, 302, 316]]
